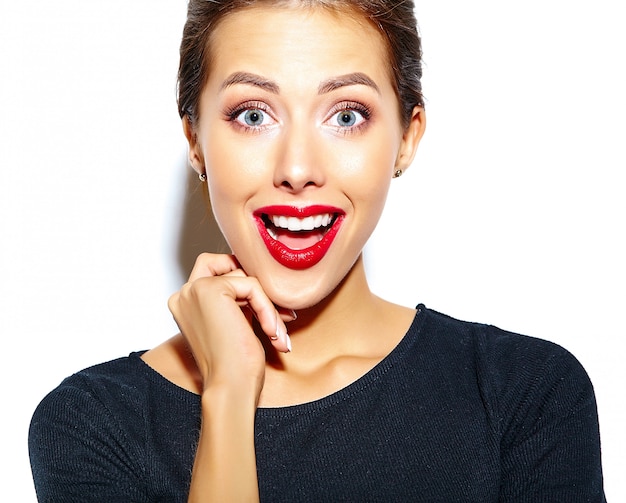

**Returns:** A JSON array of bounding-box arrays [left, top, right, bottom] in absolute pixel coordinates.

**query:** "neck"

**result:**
[[257, 253, 417, 406], [265, 254, 395, 367], [291, 254, 370, 323]]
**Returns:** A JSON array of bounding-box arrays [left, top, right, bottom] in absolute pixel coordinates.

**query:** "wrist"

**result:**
[[201, 382, 260, 415]]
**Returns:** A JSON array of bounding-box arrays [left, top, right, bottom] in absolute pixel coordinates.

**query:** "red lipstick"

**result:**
[[254, 205, 345, 270]]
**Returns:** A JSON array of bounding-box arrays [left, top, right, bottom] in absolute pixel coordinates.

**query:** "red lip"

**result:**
[[253, 205, 345, 270]]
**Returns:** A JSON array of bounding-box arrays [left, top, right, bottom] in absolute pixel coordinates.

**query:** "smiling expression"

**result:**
[[185, 5, 424, 309]]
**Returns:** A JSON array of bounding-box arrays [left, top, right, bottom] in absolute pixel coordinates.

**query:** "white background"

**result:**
[[1, 1, 624, 500]]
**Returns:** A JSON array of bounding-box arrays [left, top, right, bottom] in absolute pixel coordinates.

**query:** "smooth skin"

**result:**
[[142, 5, 425, 501]]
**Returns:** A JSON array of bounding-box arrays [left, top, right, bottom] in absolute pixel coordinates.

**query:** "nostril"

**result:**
[[280, 179, 317, 190]]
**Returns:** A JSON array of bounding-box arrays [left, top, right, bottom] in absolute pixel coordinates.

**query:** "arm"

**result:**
[[190, 387, 259, 501], [29, 383, 147, 503], [497, 345, 605, 502], [167, 253, 290, 502]]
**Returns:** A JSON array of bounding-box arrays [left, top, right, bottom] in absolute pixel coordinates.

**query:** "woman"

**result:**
[[29, 0, 605, 501]]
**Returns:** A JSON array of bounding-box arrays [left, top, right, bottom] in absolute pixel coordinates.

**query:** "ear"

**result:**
[[394, 106, 426, 172], [182, 115, 205, 175]]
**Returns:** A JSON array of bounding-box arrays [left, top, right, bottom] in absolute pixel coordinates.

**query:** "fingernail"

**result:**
[[275, 313, 291, 352], [277, 308, 297, 322], [276, 323, 291, 352], [285, 333, 292, 352], [272, 322, 280, 341]]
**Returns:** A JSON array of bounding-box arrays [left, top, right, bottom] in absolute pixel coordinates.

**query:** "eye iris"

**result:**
[[244, 109, 263, 126], [338, 110, 356, 127]]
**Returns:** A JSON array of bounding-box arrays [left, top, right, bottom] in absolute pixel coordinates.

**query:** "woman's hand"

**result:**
[[168, 253, 292, 502], [168, 252, 291, 397]]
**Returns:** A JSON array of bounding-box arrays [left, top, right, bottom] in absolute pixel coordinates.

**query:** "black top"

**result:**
[[29, 306, 606, 502]]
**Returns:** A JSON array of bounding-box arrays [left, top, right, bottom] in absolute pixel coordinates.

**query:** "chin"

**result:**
[[265, 283, 328, 311], [259, 272, 339, 311]]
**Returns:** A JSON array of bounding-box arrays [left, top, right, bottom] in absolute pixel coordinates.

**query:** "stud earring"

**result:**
[[393, 169, 403, 178], [198, 173, 207, 182]]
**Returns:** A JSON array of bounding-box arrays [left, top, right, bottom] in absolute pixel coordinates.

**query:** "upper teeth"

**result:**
[[271, 213, 333, 231]]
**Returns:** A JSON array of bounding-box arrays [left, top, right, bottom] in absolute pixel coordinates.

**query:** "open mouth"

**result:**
[[254, 205, 344, 269], [260, 212, 338, 250]]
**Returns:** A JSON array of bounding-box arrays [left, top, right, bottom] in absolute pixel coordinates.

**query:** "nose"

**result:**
[[273, 123, 325, 193]]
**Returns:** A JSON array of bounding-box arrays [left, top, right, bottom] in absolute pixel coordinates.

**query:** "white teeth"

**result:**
[[287, 217, 300, 231], [270, 213, 333, 231]]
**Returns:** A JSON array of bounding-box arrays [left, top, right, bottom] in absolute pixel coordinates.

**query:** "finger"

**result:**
[[188, 253, 241, 282], [169, 281, 267, 385], [277, 307, 297, 323], [224, 270, 250, 306], [217, 276, 292, 353], [223, 269, 247, 278]]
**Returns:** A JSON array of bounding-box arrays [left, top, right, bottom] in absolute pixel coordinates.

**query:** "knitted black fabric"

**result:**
[[29, 306, 606, 502]]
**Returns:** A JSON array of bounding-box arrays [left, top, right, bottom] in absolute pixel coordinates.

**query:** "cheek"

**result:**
[[344, 136, 398, 238], [203, 135, 267, 210], [337, 134, 397, 200], [203, 159, 251, 249]]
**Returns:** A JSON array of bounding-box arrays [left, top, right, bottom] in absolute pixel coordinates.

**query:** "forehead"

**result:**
[[206, 5, 392, 92]]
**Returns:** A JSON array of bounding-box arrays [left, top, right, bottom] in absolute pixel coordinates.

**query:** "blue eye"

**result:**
[[229, 104, 276, 129], [331, 107, 367, 128], [241, 109, 265, 126], [337, 110, 357, 126]]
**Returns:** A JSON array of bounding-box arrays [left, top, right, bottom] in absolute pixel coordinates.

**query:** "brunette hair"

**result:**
[[177, 0, 424, 128]]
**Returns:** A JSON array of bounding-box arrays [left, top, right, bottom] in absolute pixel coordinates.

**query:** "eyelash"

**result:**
[[223, 99, 373, 134], [225, 100, 274, 132], [326, 101, 372, 135]]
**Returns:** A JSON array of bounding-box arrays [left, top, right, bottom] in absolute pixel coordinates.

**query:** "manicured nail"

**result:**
[[285, 333, 292, 352], [277, 308, 297, 322], [275, 313, 291, 352]]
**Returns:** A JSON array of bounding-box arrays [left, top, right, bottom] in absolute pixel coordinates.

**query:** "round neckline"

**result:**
[[132, 305, 425, 415], [257, 306, 424, 418]]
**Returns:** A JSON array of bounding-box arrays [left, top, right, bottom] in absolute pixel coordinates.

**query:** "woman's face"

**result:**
[[186, 6, 424, 309]]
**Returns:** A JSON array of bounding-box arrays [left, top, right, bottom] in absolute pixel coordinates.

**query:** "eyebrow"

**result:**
[[220, 72, 280, 94], [220, 71, 380, 96], [318, 73, 380, 95]]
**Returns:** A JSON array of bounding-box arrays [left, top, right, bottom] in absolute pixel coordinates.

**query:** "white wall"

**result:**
[[1, 1, 623, 500]]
